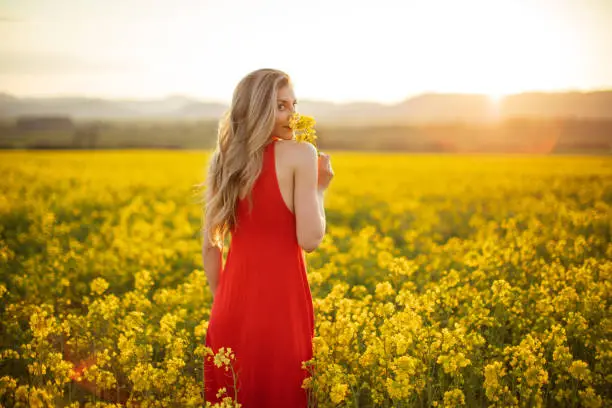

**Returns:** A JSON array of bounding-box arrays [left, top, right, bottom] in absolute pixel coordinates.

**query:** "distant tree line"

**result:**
[[0, 115, 610, 154]]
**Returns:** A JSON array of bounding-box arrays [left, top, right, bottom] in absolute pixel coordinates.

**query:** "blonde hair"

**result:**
[[200, 68, 291, 248]]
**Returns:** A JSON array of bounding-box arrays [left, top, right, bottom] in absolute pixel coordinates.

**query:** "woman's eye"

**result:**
[[278, 104, 285, 110]]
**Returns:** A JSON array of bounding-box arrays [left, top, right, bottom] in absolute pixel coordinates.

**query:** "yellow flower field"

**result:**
[[0, 150, 610, 407]]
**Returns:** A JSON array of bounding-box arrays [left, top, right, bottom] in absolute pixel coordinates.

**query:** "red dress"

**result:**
[[204, 138, 315, 407]]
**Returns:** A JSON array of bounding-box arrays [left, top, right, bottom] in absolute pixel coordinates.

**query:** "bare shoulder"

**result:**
[[275, 140, 317, 167]]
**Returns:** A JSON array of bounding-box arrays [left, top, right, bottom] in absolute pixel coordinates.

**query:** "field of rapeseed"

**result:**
[[0, 150, 610, 407]]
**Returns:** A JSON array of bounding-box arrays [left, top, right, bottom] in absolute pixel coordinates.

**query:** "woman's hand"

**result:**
[[317, 152, 334, 192]]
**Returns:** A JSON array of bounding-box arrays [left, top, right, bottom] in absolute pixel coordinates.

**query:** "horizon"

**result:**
[[1, 0, 611, 104], [2, 88, 612, 106]]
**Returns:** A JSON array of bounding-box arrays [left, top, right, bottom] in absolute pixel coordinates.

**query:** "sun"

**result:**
[[487, 91, 506, 104], [485, 90, 508, 121]]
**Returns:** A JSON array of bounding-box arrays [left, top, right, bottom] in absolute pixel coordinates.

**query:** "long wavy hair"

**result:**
[[199, 68, 291, 248]]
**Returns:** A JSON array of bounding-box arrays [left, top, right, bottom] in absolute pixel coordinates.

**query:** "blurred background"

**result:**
[[1, 0, 611, 153]]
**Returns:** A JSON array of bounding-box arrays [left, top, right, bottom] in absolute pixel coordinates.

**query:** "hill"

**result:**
[[1, 91, 610, 123]]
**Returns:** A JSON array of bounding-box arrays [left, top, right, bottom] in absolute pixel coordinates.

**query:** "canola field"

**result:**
[[0, 150, 610, 407]]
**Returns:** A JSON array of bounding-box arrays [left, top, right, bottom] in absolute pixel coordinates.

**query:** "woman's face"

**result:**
[[271, 84, 297, 140]]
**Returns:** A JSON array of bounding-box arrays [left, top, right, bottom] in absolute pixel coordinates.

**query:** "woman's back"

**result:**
[[232, 138, 298, 248], [203, 138, 315, 407], [266, 138, 297, 214]]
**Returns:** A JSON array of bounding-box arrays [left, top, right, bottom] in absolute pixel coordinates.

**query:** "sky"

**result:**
[[1, 0, 611, 104]]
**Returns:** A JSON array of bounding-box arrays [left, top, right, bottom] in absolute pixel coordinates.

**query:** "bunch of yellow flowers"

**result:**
[[289, 112, 318, 152]]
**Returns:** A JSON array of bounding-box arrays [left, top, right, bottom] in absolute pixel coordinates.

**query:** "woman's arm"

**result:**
[[202, 229, 223, 299]]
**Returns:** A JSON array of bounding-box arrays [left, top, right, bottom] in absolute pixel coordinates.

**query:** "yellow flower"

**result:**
[[578, 386, 603, 408], [90, 277, 109, 295], [437, 351, 471, 375], [330, 383, 348, 404], [216, 387, 227, 398], [288, 112, 318, 151], [374, 281, 395, 300], [213, 347, 235, 370], [568, 360, 591, 382], [443, 388, 466, 407], [484, 361, 506, 401]]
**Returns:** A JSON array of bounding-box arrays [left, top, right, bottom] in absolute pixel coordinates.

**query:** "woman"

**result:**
[[201, 68, 334, 407]]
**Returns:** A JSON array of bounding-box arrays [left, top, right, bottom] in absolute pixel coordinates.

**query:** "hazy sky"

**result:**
[[1, 0, 611, 103]]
